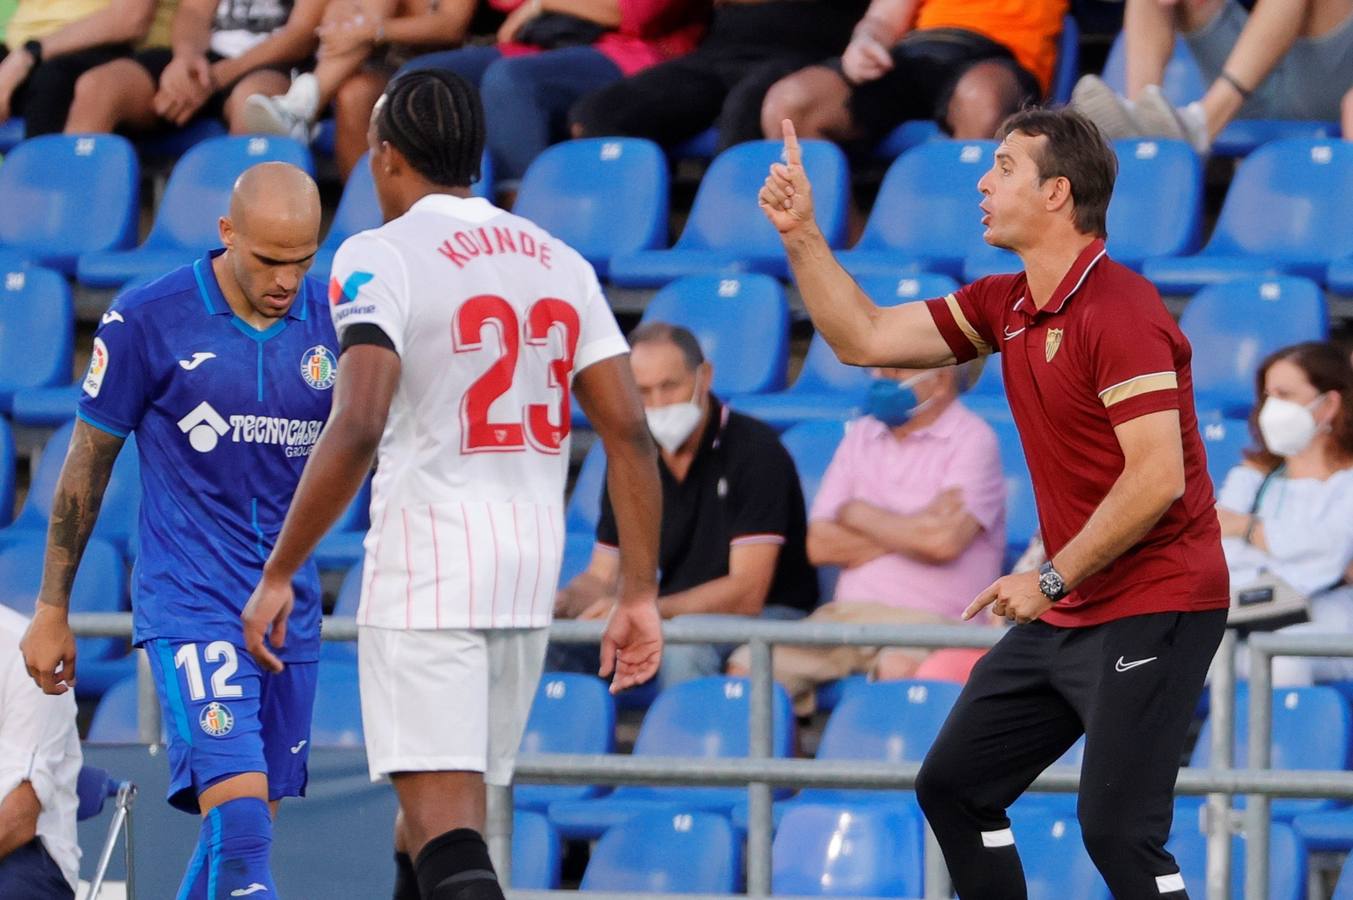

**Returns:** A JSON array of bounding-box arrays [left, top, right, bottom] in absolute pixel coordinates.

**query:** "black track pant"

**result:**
[[915, 609, 1226, 899]]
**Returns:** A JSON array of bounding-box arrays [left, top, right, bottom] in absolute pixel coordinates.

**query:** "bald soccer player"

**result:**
[[22, 162, 334, 899]]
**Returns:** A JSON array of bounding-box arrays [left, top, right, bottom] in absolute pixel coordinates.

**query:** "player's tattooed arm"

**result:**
[[37, 421, 125, 610]]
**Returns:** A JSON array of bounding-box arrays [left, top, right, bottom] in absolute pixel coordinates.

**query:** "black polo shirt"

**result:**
[[596, 399, 819, 613]]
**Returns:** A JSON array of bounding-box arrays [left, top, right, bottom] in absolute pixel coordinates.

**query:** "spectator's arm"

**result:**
[[555, 546, 621, 619], [27, 0, 158, 57], [1343, 86, 1353, 144], [211, 0, 327, 89], [806, 520, 886, 569], [657, 542, 780, 618], [854, 0, 921, 45], [379, 0, 480, 46], [0, 781, 39, 860], [839, 494, 982, 564], [170, 0, 218, 59], [544, 0, 622, 28]]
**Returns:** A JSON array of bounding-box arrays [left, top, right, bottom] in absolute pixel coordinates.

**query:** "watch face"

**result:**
[[1039, 570, 1064, 598]]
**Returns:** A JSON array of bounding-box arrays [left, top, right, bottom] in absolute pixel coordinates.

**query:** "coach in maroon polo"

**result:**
[[759, 107, 1228, 900]]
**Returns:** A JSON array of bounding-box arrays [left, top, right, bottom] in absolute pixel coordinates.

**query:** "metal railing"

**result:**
[[68, 613, 1353, 900]]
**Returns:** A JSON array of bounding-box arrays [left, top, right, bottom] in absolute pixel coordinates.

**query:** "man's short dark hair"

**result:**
[[629, 322, 705, 371], [377, 69, 484, 188], [997, 106, 1117, 238]]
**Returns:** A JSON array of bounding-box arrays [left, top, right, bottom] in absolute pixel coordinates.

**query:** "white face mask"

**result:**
[[646, 378, 704, 454], [1258, 393, 1327, 458]]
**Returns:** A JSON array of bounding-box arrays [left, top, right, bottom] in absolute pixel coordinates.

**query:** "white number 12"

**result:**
[[174, 641, 244, 701]]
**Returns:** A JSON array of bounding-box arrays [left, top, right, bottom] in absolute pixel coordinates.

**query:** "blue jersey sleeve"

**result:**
[[78, 306, 151, 438]]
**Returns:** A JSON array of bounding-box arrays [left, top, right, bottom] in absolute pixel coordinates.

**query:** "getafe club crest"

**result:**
[[1045, 328, 1064, 363], [301, 345, 337, 390], [200, 701, 234, 737]]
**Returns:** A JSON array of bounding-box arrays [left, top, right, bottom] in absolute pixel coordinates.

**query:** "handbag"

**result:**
[[1226, 466, 1313, 632], [517, 13, 609, 49]]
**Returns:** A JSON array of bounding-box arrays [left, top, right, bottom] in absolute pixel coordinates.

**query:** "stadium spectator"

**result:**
[[552, 322, 819, 689], [0, 0, 17, 47], [569, 0, 866, 154], [1219, 341, 1353, 686], [757, 0, 1064, 148], [0, 607, 80, 900], [1072, 0, 1353, 153], [394, 0, 708, 189], [726, 363, 1004, 716], [241, 0, 490, 177], [0, 0, 172, 135], [62, 0, 325, 136]]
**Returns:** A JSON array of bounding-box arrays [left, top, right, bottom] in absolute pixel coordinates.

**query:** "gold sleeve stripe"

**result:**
[[945, 292, 992, 356], [1098, 371, 1178, 408]]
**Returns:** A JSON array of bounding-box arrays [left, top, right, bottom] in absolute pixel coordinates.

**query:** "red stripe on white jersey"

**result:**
[[487, 505, 500, 622], [401, 508, 413, 629], [461, 502, 475, 628], [529, 505, 543, 623], [363, 505, 390, 627], [428, 505, 441, 628], [510, 503, 523, 624]]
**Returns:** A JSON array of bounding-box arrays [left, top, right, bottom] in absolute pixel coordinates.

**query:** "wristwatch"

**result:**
[[1038, 561, 1067, 602], [23, 40, 43, 68]]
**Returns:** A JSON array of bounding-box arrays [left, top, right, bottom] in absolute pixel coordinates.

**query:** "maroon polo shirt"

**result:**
[[925, 238, 1229, 627]]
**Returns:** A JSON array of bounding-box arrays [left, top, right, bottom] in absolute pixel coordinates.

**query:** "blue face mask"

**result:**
[[866, 374, 934, 428]]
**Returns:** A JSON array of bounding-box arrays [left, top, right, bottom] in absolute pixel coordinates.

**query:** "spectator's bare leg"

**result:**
[[225, 70, 292, 133], [1123, 0, 1227, 99], [945, 61, 1026, 139], [334, 69, 388, 178], [65, 60, 159, 134], [760, 65, 859, 141], [313, 0, 400, 108]]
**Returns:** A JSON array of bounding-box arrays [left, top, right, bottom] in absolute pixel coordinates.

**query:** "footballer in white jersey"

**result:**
[[244, 70, 663, 900]]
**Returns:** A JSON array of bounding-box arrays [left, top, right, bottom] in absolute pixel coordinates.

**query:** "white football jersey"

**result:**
[[329, 194, 628, 630]]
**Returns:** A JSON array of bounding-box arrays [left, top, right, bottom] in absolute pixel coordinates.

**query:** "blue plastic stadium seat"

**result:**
[[1108, 139, 1203, 269], [778, 420, 848, 513], [1330, 257, 1353, 295], [515, 672, 616, 812], [0, 421, 140, 557], [840, 140, 997, 279], [0, 135, 138, 273], [78, 135, 314, 288], [772, 802, 924, 897], [513, 138, 668, 280], [1198, 411, 1252, 492], [0, 118, 24, 151], [978, 413, 1038, 573], [639, 274, 789, 395], [609, 139, 849, 286], [856, 273, 963, 308], [670, 127, 718, 161], [0, 265, 73, 413], [581, 811, 741, 894], [1191, 684, 1351, 821], [86, 675, 152, 742], [1143, 141, 1353, 291], [512, 811, 561, 890], [309, 657, 362, 747], [547, 676, 793, 839], [963, 246, 1023, 281], [312, 476, 371, 572], [135, 118, 228, 161], [1179, 277, 1327, 419], [1333, 850, 1353, 899], [1292, 807, 1353, 854], [1009, 804, 1111, 900], [873, 120, 945, 161], [1167, 817, 1305, 900], [0, 536, 130, 698], [566, 441, 607, 537], [311, 152, 381, 284], [0, 418, 15, 527]]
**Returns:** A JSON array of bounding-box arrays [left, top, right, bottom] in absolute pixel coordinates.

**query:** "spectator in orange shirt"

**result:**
[[760, 0, 1065, 145]]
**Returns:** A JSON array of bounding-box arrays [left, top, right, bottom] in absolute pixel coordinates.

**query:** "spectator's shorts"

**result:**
[[131, 48, 293, 123], [358, 626, 548, 784], [1186, 0, 1353, 121]]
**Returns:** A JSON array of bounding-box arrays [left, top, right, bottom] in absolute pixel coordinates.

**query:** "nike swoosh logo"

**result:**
[[290, 740, 307, 754], [231, 885, 269, 896], [101, 310, 124, 325], [1003, 326, 1026, 340], [1115, 655, 1158, 672], [179, 352, 216, 370]]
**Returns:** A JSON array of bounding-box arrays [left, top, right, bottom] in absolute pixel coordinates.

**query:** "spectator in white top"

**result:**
[[0, 606, 81, 900], [1217, 342, 1353, 685]]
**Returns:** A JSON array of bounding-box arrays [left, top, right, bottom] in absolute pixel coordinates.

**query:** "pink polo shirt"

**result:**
[[811, 401, 1006, 621], [491, 0, 710, 76]]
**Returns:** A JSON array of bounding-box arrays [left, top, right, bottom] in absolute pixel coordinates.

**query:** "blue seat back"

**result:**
[[320, 152, 381, 257], [0, 536, 126, 660], [641, 274, 789, 394], [0, 417, 15, 526], [309, 658, 363, 747], [0, 265, 73, 397], [858, 141, 997, 258], [513, 138, 668, 269], [24, 421, 140, 549], [1102, 31, 1206, 104], [1197, 412, 1253, 492], [678, 139, 849, 253], [816, 680, 962, 763], [333, 561, 364, 618], [520, 672, 615, 755], [1168, 818, 1305, 900], [87, 676, 141, 742], [779, 420, 848, 511], [513, 811, 561, 889], [983, 414, 1039, 571], [1180, 277, 1327, 418], [565, 441, 607, 535], [1050, 14, 1079, 103], [1109, 139, 1202, 264], [772, 803, 924, 897], [856, 273, 962, 309], [1010, 805, 1111, 900], [1193, 684, 1352, 771], [1206, 140, 1353, 262], [0, 135, 139, 268], [148, 136, 314, 251], [76, 765, 117, 821], [790, 334, 873, 396], [582, 811, 740, 893], [633, 676, 793, 759]]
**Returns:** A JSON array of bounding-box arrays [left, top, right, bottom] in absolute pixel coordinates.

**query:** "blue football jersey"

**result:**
[[78, 252, 338, 661]]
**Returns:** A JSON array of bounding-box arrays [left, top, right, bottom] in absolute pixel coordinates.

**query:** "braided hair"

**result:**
[[376, 68, 484, 188]]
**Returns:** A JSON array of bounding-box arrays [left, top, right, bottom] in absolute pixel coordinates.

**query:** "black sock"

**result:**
[[393, 851, 419, 900], [414, 828, 504, 900]]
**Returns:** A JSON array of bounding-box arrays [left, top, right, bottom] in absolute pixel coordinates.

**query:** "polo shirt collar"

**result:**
[[699, 396, 730, 455], [1014, 237, 1108, 320], [194, 250, 310, 322]]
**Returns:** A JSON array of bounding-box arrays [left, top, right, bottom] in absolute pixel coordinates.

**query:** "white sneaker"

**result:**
[[1134, 85, 1211, 154], [240, 73, 320, 142], [1070, 74, 1138, 141]]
